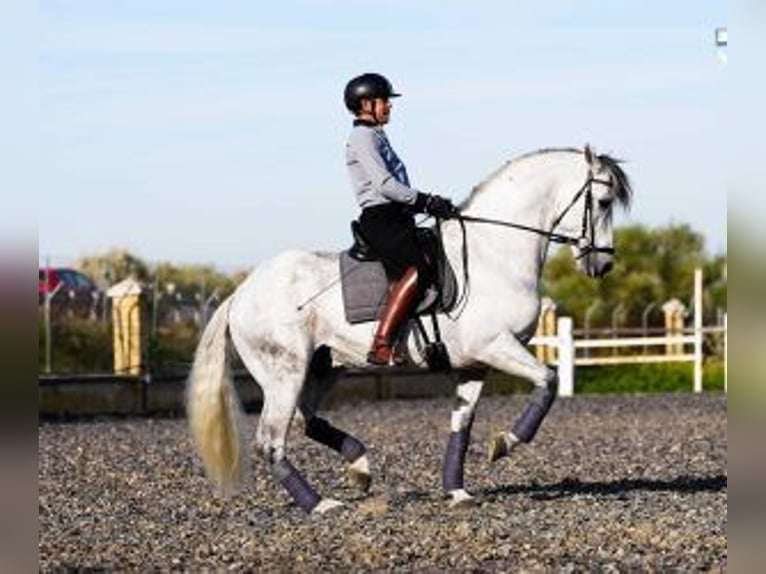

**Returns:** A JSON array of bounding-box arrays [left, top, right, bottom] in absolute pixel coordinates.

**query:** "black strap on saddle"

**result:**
[[419, 219, 452, 372], [414, 314, 452, 373]]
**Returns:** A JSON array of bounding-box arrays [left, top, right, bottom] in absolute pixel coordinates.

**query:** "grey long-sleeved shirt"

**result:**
[[345, 122, 422, 209]]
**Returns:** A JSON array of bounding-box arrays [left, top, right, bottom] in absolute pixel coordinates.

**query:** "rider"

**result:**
[[344, 72, 458, 366]]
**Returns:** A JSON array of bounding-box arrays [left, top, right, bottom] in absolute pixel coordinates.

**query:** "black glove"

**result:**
[[416, 193, 458, 219]]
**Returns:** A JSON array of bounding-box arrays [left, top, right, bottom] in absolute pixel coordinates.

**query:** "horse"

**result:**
[[186, 145, 632, 514]]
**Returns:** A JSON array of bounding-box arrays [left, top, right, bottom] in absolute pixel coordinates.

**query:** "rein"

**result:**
[[456, 176, 613, 251], [457, 214, 579, 245]]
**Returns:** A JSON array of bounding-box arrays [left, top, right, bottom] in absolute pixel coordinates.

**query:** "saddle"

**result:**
[[340, 220, 458, 325]]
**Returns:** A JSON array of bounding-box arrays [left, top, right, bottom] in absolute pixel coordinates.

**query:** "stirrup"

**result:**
[[392, 343, 409, 367]]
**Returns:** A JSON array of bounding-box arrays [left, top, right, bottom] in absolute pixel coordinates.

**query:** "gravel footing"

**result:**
[[39, 393, 727, 571]]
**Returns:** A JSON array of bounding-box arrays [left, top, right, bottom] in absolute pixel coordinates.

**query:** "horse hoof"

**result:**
[[312, 498, 344, 515], [347, 455, 372, 492], [488, 432, 509, 463], [448, 489, 476, 508], [348, 469, 372, 492]]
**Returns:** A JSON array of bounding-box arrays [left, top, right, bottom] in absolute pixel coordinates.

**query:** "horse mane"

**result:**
[[461, 147, 632, 210], [597, 153, 633, 210]]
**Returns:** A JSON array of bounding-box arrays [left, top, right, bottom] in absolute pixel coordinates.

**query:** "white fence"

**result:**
[[531, 270, 727, 397]]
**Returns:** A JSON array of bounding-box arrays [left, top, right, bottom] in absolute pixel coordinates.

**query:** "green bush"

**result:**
[[147, 323, 200, 375], [39, 316, 112, 374], [575, 360, 725, 394], [484, 360, 725, 395], [39, 313, 201, 376]]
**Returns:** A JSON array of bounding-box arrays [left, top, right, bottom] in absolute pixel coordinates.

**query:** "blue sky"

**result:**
[[38, 1, 726, 270]]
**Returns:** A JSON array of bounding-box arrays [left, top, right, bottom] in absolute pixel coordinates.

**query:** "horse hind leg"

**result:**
[[234, 334, 342, 515], [299, 346, 371, 493], [254, 381, 323, 514], [443, 379, 484, 507], [304, 417, 371, 492]]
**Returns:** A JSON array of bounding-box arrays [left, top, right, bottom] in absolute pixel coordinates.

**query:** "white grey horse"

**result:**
[[187, 146, 632, 514]]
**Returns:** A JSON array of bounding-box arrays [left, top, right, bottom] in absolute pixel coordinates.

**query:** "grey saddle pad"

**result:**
[[339, 252, 458, 325]]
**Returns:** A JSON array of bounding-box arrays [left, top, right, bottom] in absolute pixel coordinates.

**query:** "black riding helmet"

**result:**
[[344, 73, 401, 113]]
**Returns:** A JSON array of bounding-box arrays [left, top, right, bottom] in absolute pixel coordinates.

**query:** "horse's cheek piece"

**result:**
[[511, 381, 558, 443], [273, 459, 322, 512], [306, 417, 366, 462]]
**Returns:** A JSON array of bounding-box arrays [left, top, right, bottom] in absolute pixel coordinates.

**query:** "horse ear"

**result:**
[[584, 144, 595, 165]]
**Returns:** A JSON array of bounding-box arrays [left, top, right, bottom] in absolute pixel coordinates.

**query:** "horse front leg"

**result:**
[[473, 332, 559, 463], [487, 377, 557, 462], [443, 378, 484, 507]]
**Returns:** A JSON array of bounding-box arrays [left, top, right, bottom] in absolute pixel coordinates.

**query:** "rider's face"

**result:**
[[360, 97, 392, 125], [374, 97, 392, 124]]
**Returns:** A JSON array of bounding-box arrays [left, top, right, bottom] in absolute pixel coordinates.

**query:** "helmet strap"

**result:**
[[358, 99, 380, 125]]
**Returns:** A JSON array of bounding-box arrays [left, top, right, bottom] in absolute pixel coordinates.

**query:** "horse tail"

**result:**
[[186, 295, 244, 493]]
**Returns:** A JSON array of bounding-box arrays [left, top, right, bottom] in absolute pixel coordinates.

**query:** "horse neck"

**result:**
[[450, 152, 589, 280], [462, 151, 587, 227]]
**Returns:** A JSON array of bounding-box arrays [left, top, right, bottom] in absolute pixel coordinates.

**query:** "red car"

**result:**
[[39, 268, 99, 304]]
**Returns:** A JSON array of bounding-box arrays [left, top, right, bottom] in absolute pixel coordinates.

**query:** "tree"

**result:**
[[151, 262, 243, 300], [542, 223, 725, 328], [76, 249, 151, 287], [704, 254, 727, 323], [75, 249, 247, 299]]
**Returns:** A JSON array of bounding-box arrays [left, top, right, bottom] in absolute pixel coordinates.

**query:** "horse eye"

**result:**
[[598, 198, 612, 210]]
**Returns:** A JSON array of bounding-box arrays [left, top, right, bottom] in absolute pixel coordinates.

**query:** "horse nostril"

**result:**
[[601, 261, 613, 276]]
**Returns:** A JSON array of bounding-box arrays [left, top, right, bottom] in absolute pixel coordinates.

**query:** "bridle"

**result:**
[[456, 174, 615, 259], [442, 173, 615, 318]]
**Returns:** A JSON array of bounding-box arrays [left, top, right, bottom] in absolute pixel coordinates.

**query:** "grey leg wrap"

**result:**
[[442, 427, 471, 491], [305, 417, 366, 462], [512, 381, 557, 443], [272, 459, 321, 513]]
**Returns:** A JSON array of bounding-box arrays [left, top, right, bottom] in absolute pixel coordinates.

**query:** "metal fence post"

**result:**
[[723, 313, 729, 393], [557, 317, 574, 397], [694, 268, 703, 393], [583, 300, 601, 358], [641, 302, 657, 354], [43, 261, 64, 374], [44, 263, 52, 374], [611, 303, 625, 356]]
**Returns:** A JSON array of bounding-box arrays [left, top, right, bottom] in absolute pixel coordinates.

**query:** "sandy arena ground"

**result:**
[[39, 393, 727, 571]]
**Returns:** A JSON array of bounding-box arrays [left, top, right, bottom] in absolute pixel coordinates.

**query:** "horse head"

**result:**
[[568, 145, 633, 278]]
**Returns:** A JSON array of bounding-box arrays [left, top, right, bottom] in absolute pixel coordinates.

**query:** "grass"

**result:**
[[484, 360, 726, 396]]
